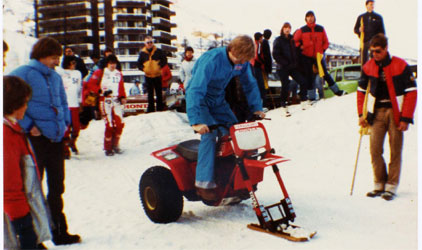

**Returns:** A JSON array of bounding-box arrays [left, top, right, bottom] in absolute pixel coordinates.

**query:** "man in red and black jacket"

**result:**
[[357, 33, 417, 201], [294, 11, 346, 102]]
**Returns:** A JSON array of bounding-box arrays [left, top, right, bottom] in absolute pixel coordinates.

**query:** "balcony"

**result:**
[[155, 43, 177, 52], [113, 13, 150, 22], [152, 17, 176, 28], [114, 41, 144, 49], [152, 30, 176, 40], [151, 4, 175, 16], [39, 16, 92, 28], [113, 27, 148, 35], [38, 2, 90, 14], [40, 29, 93, 37], [113, 1, 149, 8]]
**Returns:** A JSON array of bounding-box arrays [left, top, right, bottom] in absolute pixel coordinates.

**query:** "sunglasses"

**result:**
[[146, 41, 153, 44], [370, 49, 383, 54]]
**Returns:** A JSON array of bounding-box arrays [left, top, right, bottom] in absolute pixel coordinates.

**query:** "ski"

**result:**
[[247, 223, 316, 242]]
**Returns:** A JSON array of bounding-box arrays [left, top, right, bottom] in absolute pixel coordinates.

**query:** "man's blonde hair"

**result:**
[[227, 35, 255, 62]]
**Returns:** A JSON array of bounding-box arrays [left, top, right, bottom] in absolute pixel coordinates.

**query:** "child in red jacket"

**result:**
[[88, 55, 126, 156], [3, 75, 52, 249]]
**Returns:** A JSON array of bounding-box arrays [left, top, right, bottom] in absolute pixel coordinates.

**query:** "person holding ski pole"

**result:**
[[357, 33, 417, 201], [293, 10, 346, 108], [186, 35, 266, 201], [354, 0, 385, 66]]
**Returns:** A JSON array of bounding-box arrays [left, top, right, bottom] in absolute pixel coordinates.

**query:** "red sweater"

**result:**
[[3, 117, 40, 220]]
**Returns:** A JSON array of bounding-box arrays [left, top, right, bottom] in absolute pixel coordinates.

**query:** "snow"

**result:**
[[2, 1, 419, 249], [38, 94, 417, 250]]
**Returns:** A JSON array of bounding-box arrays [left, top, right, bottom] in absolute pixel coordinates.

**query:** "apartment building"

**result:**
[[35, 0, 177, 82]]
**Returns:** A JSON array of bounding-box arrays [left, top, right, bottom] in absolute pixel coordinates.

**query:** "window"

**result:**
[[344, 66, 361, 80], [99, 22, 105, 29], [100, 36, 105, 43]]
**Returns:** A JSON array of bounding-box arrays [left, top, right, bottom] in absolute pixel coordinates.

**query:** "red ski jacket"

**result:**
[[3, 117, 41, 220], [293, 23, 329, 58], [357, 55, 417, 126]]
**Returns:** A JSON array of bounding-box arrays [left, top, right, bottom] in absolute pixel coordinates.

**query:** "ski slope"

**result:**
[[42, 93, 418, 250]]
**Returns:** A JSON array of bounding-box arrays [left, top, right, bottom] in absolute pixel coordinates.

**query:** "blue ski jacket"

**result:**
[[186, 47, 262, 126], [10, 59, 70, 142]]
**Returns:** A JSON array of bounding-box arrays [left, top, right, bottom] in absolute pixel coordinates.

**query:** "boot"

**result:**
[[52, 230, 81, 245], [105, 150, 114, 156], [381, 191, 395, 201], [69, 137, 78, 154], [52, 216, 81, 245], [112, 135, 123, 154], [196, 188, 218, 201], [366, 190, 384, 198], [281, 107, 291, 117]]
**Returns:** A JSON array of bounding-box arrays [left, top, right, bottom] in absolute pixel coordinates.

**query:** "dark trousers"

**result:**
[[253, 66, 267, 107], [11, 213, 38, 249], [146, 76, 163, 112], [277, 68, 308, 107], [302, 55, 338, 95], [361, 41, 371, 66], [28, 135, 68, 234]]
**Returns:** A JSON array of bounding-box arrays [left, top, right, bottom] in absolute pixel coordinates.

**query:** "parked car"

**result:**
[[123, 83, 185, 116], [323, 64, 361, 98]]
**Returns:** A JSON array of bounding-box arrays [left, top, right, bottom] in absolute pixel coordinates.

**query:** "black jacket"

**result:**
[[272, 34, 300, 70], [354, 11, 385, 42], [262, 39, 272, 73]]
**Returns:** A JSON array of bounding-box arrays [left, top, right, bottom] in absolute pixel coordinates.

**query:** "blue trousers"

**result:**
[[195, 102, 237, 189]]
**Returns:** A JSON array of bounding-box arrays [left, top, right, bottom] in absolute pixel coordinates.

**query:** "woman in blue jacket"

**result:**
[[186, 35, 266, 201]]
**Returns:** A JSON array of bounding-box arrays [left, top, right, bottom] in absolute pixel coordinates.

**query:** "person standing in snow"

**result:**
[[262, 29, 273, 88], [9, 36, 81, 245], [88, 55, 127, 156], [161, 63, 172, 92], [64, 46, 88, 78], [98, 47, 122, 71], [186, 35, 266, 201], [294, 10, 346, 106], [272, 22, 308, 116], [357, 34, 417, 201], [3, 75, 54, 250], [251, 32, 267, 108], [179, 46, 196, 89], [354, 0, 385, 65], [59, 55, 83, 159], [137, 36, 168, 112]]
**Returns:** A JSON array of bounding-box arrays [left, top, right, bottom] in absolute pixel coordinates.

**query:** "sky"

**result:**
[[173, 0, 418, 60]]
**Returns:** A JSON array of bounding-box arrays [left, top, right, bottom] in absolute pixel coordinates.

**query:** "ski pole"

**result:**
[[350, 81, 371, 196], [350, 131, 363, 195]]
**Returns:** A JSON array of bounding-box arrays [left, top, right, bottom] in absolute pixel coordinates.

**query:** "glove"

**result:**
[[103, 90, 113, 97], [84, 92, 97, 106]]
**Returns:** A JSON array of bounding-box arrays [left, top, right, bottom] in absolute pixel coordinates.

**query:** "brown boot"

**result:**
[[196, 188, 218, 201]]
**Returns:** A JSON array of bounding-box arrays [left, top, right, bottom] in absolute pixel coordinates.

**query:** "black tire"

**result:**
[[139, 166, 183, 223]]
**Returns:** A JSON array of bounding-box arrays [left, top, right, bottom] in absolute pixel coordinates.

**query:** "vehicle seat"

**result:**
[[175, 139, 200, 162]]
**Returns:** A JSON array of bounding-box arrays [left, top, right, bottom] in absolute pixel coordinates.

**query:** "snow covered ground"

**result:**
[[40, 93, 418, 250]]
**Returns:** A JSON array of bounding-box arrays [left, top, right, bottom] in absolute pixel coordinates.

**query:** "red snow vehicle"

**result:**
[[138, 120, 316, 241]]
